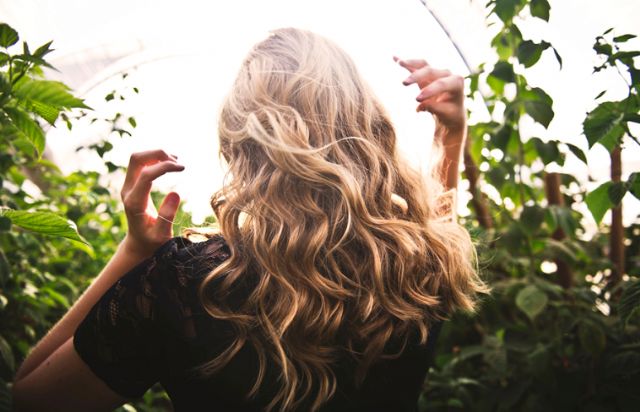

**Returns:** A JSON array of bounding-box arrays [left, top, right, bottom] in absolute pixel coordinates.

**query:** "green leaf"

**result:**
[[33, 40, 54, 59], [614, 51, 640, 60], [585, 182, 613, 224], [13, 78, 90, 110], [516, 285, 548, 321], [521, 87, 554, 128], [520, 205, 545, 235], [29, 100, 60, 125], [583, 101, 625, 150], [552, 46, 563, 69], [530, 0, 550, 21], [517, 40, 549, 68], [608, 181, 626, 205], [524, 100, 554, 128], [531, 138, 560, 164], [490, 61, 516, 83], [494, 0, 525, 22], [566, 143, 587, 165], [578, 320, 606, 358], [628, 173, 640, 200], [128, 116, 137, 128], [4, 106, 45, 156], [593, 39, 613, 57], [613, 34, 637, 42], [487, 166, 507, 190], [0, 335, 14, 373], [0, 23, 19, 48], [0, 208, 91, 246], [0, 52, 8, 67]]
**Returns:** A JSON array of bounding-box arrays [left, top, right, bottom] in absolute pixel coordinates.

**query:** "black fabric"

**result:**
[[74, 236, 442, 411]]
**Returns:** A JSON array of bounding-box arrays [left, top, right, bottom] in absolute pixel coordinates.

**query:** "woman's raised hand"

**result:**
[[394, 56, 466, 135], [120, 150, 185, 258]]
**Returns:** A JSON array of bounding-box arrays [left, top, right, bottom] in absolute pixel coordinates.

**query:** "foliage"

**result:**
[[0, 23, 174, 411], [421, 1, 640, 411]]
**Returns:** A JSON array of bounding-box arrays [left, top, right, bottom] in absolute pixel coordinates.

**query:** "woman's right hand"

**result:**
[[120, 150, 185, 259]]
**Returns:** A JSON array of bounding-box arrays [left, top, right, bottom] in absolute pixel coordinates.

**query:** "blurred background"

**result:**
[[2, 0, 638, 223]]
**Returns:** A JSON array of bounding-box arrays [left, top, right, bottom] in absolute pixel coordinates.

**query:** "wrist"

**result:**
[[120, 235, 154, 261], [433, 118, 467, 144]]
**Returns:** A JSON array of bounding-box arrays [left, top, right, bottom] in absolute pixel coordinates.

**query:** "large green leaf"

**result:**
[[3, 106, 45, 156], [585, 182, 613, 225], [516, 285, 548, 321], [608, 182, 627, 205], [583, 101, 625, 150], [29, 100, 60, 125], [0, 208, 90, 246], [13, 78, 90, 110], [0, 23, 18, 48], [522, 88, 554, 128]]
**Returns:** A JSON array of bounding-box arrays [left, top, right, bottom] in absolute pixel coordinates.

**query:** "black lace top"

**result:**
[[74, 236, 442, 411]]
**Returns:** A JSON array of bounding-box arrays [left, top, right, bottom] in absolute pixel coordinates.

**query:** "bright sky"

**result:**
[[2, 0, 638, 225]]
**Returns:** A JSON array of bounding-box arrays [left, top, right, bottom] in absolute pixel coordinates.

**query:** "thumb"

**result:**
[[157, 192, 180, 234]]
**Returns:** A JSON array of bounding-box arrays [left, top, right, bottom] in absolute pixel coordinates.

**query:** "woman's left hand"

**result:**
[[394, 56, 466, 135], [120, 150, 185, 259]]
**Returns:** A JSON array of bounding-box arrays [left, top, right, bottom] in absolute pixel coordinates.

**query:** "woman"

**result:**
[[13, 28, 487, 411]]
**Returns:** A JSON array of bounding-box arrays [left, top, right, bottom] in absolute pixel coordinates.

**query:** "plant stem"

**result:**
[[609, 146, 624, 286]]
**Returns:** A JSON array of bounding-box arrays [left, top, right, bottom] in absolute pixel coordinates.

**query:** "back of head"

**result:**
[[200, 27, 487, 411]]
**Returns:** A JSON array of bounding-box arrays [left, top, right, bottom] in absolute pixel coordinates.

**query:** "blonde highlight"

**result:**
[[197, 28, 488, 411]]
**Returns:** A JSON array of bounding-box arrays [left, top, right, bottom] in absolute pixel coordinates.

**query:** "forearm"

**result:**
[[433, 121, 466, 191], [14, 237, 147, 381]]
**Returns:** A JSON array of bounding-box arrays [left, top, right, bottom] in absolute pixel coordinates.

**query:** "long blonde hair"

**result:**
[[197, 28, 487, 411]]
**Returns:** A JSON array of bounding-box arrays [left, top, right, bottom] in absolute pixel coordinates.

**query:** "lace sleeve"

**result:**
[[73, 238, 180, 398]]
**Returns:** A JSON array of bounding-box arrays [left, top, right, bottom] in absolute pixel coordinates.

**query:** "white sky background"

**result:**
[[1, 0, 639, 226]]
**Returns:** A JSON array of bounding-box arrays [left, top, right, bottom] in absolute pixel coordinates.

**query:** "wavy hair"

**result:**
[[197, 28, 487, 411]]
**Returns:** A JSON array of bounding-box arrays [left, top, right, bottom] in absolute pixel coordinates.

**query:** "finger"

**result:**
[[416, 98, 436, 113], [122, 150, 178, 194], [416, 75, 464, 102], [124, 160, 185, 212], [403, 66, 451, 86], [394, 56, 429, 73], [156, 191, 180, 234]]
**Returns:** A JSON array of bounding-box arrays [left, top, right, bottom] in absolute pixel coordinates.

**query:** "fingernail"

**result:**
[[416, 91, 431, 101], [167, 193, 180, 206], [403, 76, 414, 86]]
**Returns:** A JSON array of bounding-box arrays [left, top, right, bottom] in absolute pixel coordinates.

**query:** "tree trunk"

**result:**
[[463, 134, 493, 229], [610, 146, 624, 286], [544, 172, 572, 289]]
